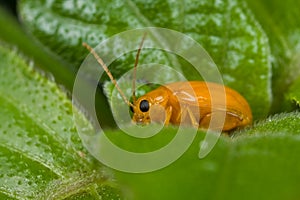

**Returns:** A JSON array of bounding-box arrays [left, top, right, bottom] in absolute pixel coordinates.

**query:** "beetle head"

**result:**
[[131, 90, 169, 125], [131, 97, 151, 124]]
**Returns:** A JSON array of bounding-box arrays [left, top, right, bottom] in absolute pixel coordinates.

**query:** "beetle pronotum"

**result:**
[[83, 34, 252, 131]]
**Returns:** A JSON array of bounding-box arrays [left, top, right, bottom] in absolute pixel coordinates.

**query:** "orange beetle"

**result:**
[[83, 36, 252, 132], [131, 81, 252, 131]]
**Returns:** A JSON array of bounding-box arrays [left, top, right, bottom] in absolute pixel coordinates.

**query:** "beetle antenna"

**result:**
[[132, 32, 147, 104], [82, 42, 135, 108]]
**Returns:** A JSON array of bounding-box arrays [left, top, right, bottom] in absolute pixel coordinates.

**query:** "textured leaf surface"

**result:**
[[19, 0, 272, 120], [0, 44, 120, 199], [246, 0, 300, 112]]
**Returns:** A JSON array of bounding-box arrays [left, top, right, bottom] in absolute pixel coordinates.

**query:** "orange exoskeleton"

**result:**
[[83, 34, 252, 132]]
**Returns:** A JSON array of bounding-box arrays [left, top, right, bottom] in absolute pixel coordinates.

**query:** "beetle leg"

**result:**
[[164, 106, 172, 126], [179, 106, 199, 128], [199, 112, 222, 130], [186, 107, 199, 128]]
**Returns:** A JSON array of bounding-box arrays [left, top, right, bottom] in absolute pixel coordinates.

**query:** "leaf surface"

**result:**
[[0, 44, 120, 199], [19, 0, 272, 119]]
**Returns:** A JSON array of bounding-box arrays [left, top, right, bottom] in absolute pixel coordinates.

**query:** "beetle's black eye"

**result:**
[[139, 100, 149, 112]]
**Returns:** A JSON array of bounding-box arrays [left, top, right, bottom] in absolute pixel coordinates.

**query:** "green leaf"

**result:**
[[19, 0, 272, 120], [0, 44, 121, 199], [246, 112, 300, 134], [0, 6, 74, 90], [112, 112, 300, 200], [246, 0, 300, 113], [0, 5, 114, 129]]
